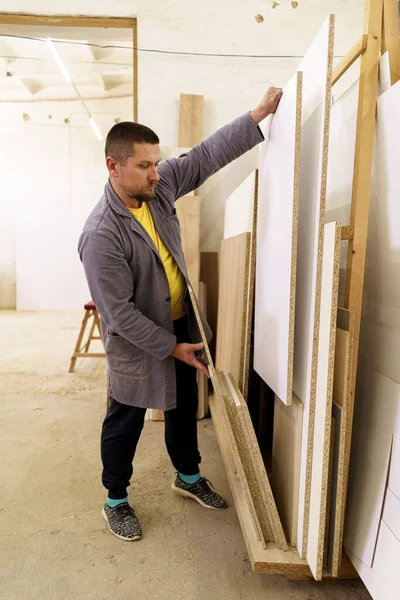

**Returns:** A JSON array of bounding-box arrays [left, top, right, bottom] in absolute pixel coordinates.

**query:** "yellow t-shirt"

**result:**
[[128, 203, 186, 321]]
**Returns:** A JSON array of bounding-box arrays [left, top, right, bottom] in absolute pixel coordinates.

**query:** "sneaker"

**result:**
[[101, 502, 142, 541], [172, 475, 228, 510]]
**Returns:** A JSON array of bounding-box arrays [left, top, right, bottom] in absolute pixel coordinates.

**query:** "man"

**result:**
[[79, 86, 282, 542]]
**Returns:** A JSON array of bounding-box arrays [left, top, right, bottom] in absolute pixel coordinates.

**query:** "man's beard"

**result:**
[[130, 186, 157, 203]]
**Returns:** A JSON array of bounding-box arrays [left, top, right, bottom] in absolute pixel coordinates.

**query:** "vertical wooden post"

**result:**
[[133, 20, 138, 121], [341, 0, 383, 566]]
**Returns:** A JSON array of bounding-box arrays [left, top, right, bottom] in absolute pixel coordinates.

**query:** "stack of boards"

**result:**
[[202, 14, 399, 591]]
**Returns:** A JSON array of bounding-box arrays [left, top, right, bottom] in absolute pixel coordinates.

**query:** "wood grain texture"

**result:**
[[216, 233, 251, 393], [290, 15, 335, 558], [329, 309, 355, 577], [200, 252, 219, 359], [307, 222, 341, 580], [382, 0, 400, 85], [178, 94, 204, 147], [254, 71, 302, 406], [175, 196, 201, 297], [344, 425, 393, 567], [271, 394, 303, 547], [224, 373, 288, 551]]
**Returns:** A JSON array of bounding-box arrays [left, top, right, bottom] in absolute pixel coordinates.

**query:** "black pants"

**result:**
[[101, 315, 201, 499]]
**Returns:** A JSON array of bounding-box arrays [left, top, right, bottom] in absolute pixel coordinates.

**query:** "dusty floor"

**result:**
[[0, 311, 372, 600]]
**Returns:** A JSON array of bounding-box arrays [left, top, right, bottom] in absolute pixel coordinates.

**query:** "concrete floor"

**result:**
[[0, 311, 372, 600]]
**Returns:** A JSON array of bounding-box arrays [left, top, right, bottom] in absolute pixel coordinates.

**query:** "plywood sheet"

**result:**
[[271, 394, 303, 547], [290, 15, 335, 557], [216, 233, 251, 393], [307, 221, 341, 580], [178, 93, 204, 147], [348, 522, 400, 600], [175, 196, 201, 297], [254, 70, 302, 406], [200, 252, 218, 359], [344, 425, 393, 567]]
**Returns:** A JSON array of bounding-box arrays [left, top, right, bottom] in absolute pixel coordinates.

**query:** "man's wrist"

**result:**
[[250, 107, 265, 126]]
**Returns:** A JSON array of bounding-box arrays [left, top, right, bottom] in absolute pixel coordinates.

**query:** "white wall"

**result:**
[[0, 0, 363, 309], [0, 98, 132, 309]]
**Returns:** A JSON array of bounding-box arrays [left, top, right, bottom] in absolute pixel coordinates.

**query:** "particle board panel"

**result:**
[[216, 233, 251, 393], [254, 70, 302, 406], [271, 394, 303, 547], [200, 252, 219, 359], [382, 488, 400, 542], [216, 370, 272, 544], [329, 310, 356, 577], [290, 15, 335, 558], [344, 425, 393, 567], [188, 285, 287, 550], [306, 221, 341, 580], [208, 393, 312, 576], [178, 94, 204, 148], [348, 521, 400, 600], [175, 196, 201, 297], [223, 372, 288, 551]]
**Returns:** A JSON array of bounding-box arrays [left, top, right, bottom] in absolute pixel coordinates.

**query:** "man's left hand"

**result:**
[[251, 86, 283, 125]]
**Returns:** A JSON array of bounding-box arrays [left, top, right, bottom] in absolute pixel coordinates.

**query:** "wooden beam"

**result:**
[[340, 225, 354, 240], [133, 21, 138, 122], [0, 13, 136, 27], [332, 35, 368, 85], [382, 0, 400, 84], [178, 94, 204, 147]]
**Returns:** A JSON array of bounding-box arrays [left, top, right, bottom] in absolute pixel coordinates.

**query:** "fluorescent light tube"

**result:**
[[46, 38, 72, 84], [89, 117, 103, 141]]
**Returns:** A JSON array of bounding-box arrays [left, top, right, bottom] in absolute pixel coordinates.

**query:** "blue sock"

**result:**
[[178, 472, 201, 485], [107, 496, 128, 508]]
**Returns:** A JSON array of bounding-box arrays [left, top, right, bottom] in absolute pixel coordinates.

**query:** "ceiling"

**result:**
[[0, 24, 134, 102]]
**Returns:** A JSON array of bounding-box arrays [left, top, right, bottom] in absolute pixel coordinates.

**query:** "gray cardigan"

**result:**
[[78, 112, 264, 409]]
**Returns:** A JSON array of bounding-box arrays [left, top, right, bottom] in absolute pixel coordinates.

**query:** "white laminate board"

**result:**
[[224, 172, 256, 239], [382, 488, 400, 542], [325, 81, 358, 223], [378, 51, 392, 96], [306, 222, 340, 580], [388, 434, 400, 500], [344, 425, 393, 567], [375, 79, 400, 194], [291, 15, 335, 557], [355, 366, 400, 434], [348, 522, 400, 600], [254, 70, 302, 405]]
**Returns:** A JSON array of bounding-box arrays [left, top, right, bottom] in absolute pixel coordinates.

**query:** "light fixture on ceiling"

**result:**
[[46, 38, 72, 84], [46, 37, 103, 142]]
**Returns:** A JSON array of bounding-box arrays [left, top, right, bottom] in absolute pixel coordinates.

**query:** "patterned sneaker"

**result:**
[[101, 503, 142, 541], [172, 475, 228, 510]]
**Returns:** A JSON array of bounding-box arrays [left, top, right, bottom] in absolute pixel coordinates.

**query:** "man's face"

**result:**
[[107, 143, 161, 202]]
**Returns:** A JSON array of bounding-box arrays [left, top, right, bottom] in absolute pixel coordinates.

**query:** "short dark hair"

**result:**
[[105, 121, 160, 164]]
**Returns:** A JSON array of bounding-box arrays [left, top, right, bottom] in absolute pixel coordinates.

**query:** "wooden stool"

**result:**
[[69, 301, 105, 373]]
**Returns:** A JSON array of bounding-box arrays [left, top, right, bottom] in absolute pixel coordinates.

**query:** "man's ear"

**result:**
[[106, 156, 118, 177]]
